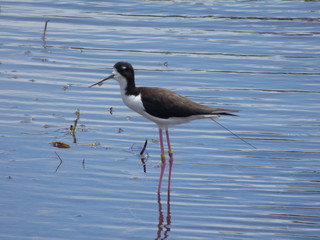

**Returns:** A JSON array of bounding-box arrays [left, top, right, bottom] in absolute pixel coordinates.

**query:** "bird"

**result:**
[[89, 62, 239, 194]]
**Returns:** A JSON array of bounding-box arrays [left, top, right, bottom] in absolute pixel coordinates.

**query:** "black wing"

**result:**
[[139, 87, 238, 119]]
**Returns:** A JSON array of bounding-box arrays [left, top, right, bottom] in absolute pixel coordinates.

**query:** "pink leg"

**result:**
[[158, 128, 166, 193], [166, 129, 174, 193]]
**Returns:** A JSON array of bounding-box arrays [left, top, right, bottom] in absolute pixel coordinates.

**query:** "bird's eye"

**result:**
[[121, 66, 127, 70]]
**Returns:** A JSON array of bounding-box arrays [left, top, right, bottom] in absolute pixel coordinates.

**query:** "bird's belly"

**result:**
[[143, 113, 211, 129]]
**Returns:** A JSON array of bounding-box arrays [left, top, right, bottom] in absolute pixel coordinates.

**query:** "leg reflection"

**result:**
[[155, 192, 171, 240]]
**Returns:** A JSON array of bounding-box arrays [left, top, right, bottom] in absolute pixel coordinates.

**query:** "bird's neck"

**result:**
[[126, 78, 137, 95], [118, 76, 138, 97]]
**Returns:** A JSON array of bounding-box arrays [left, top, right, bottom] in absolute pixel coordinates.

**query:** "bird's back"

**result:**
[[139, 87, 238, 119]]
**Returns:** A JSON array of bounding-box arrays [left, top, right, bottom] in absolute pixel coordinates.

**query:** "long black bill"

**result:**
[[88, 74, 115, 88]]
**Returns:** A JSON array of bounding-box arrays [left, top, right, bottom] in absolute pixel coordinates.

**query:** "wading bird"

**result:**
[[89, 62, 238, 193]]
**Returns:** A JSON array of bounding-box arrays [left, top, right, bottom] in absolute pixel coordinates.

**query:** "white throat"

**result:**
[[112, 68, 128, 97]]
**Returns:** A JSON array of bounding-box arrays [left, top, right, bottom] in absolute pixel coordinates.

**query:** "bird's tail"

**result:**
[[213, 109, 239, 117]]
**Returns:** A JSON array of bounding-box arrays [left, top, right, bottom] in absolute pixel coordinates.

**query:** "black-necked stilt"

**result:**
[[89, 62, 239, 193]]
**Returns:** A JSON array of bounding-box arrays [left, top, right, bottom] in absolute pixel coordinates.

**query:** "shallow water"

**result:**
[[1, 0, 320, 239]]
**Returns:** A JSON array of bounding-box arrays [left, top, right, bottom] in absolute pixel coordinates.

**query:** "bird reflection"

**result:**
[[155, 192, 171, 240]]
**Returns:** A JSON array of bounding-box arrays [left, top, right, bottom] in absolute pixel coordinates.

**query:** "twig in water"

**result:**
[[70, 109, 80, 143], [130, 140, 149, 173], [140, 139, 148, 173], [140, 139, 148, 155], [42, 20, 50, 47], [211, 118, 256, 149], [82, 158, 85, 169], [54, 151, 63, 173]]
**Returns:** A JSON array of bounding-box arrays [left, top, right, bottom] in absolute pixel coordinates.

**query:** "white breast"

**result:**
[[121, 93, 146, 116]]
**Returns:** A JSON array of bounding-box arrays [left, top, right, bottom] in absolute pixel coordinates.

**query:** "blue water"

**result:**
[[1, 1, 320, 239]]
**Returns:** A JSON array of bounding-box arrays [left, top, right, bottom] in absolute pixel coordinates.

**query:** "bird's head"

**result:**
[[89, 62, 134, 88]]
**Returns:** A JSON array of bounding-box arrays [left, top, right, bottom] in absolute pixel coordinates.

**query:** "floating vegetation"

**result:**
[[20, 117, 34, 123], [51, 141, 71, 149], [117, 128, 124, 133]]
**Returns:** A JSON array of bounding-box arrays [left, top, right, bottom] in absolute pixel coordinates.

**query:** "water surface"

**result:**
[[1, 1, 320, 239]]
